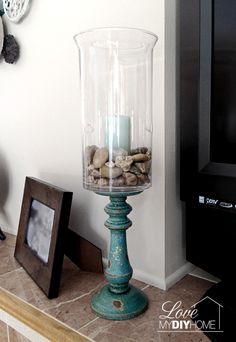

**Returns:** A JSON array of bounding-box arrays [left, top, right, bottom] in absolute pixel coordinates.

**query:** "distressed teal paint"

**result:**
[[91, 191, 148, 320]]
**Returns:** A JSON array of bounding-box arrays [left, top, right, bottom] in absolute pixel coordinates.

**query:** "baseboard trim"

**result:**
[[102, 257, 166, 290], [103, 258, 194, 291], [189, 267, 220, 283], [133, 268, 166, 290], [165, 262, 194, 290], [1, 226, 16, 236]]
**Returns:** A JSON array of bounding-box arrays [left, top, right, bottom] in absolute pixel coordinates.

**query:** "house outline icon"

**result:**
[[191, 296, 223, 332]]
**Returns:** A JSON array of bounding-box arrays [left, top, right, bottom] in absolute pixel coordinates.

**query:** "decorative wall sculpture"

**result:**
[[3, 0, 30, 22], [0, 0, 31, 64]]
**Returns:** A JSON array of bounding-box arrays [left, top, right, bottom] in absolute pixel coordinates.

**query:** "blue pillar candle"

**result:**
[[104, 115, 131, 154]]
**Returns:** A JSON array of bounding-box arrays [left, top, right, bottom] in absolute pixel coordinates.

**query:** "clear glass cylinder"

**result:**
[[74, 27, 157, 193]]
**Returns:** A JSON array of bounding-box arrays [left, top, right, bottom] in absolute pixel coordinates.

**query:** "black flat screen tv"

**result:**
[[180, 0, 236, 201], [180, 0, 236, 292], [211, 0, 236, 165]]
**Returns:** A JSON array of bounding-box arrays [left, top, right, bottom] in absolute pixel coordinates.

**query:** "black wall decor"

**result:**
[[180, 0, 236, 280]]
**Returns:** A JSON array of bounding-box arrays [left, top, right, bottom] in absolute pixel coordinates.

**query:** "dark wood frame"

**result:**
[[14, 177, 73, 299]]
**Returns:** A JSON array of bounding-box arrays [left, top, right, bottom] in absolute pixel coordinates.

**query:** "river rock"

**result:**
[[97, 178, 109, 186], [93, 147, 109, 168], [130, 147, 148, 155], [137, 174, 150, 184], [87, 164, 95, 176], [87, 164, 95, 172], [100, 165, 123, 179], [115, 156, 133, 172], [123, 172, 138, 186], [112, 148, 128, 161], [87, 175, 95, 184], [129, 165, 142, 176], [85, 145, 98, 166], [90, 169, 101, 178], [132, 153, 151, 162], [111, 176, 125, 187], [105, 161, 115, 168], [135, 160, 151, 174]]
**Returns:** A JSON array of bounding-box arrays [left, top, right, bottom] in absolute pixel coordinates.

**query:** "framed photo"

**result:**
[[14, 177, 73, 299]]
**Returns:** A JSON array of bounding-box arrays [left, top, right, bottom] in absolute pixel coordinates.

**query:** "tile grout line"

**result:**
[[44, 283, 149, 313], [0, 267, 23, 278], [78, 317, 99, 331], [141, 284, 150, 291], [42, 293, 89, 312], [85, 321, 115, 340], [95, 331, 136, 341], [6, 323, 10, 342], [43, 283, 104, 312]]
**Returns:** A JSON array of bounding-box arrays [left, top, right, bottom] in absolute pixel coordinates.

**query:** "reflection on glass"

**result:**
[[25, 199, 55, 264]]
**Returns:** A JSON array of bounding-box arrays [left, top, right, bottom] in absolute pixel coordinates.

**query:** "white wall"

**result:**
[[0, 0, 189, 289]]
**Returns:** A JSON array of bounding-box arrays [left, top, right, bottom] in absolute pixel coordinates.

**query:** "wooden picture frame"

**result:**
[[14, 177, 73, 299]]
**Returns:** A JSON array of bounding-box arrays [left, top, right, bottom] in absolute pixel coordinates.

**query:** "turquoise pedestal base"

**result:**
[[91, 192, 148, 320], [91, 284, 148, 320]]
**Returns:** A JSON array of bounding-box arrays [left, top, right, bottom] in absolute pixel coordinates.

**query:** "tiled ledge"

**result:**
[[0, 233, 212, 341], [0, 287, 90, 341]]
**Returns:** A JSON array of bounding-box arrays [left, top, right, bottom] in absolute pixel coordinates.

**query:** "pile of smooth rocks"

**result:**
[[85, 145, 151, 188]]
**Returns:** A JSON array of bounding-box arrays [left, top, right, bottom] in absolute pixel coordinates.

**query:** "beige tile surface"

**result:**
[[0, 234, 21, 276], [0, 320, 8, 342], [8, 326, 31, 342], [0, 233, 212, 341]]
